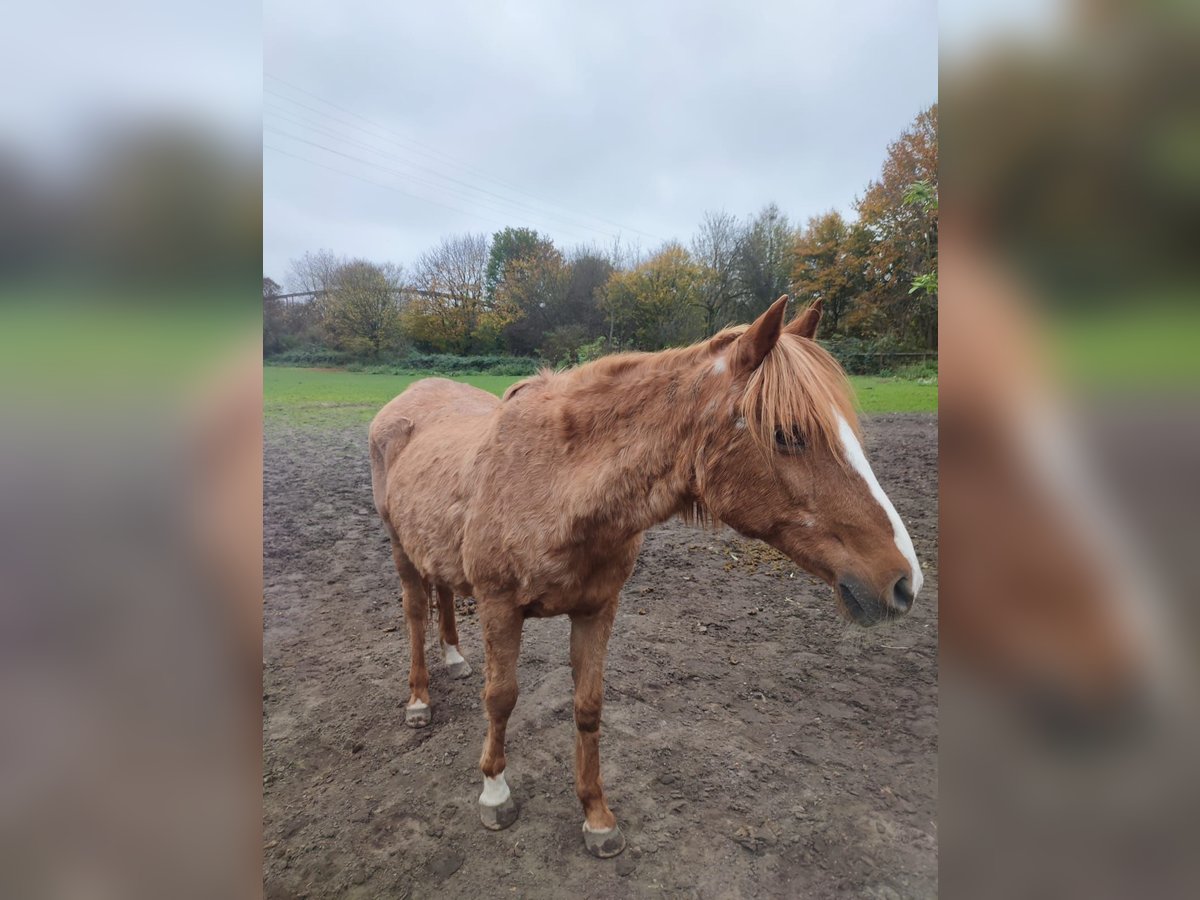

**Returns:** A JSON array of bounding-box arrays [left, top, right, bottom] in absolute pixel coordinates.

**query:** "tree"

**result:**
[[854, 105, 938, 348], [323, 260, 405, 357], [485, 227, 546, 302], [790, 211, 862, 336], [600, 243, 704, 351], [287, 248, 343, 296], [405, 233, 507, 354], [691, 210, 741, 335], [904, 179, 939, 301], [263, 276, 286, 355], [497, 242, 570, 356], [735, 204, 796, 320], [285, 248, 342, 340], [561, 251, 612, 339], [529, 251, 614, 363]]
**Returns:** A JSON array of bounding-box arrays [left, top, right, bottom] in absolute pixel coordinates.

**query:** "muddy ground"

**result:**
[[264, 413, 938, 899]]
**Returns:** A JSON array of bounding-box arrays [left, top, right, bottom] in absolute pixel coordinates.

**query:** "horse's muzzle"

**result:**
[[837, 574, 914, 626]]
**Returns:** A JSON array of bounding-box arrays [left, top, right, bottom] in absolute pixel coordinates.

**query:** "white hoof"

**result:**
[[443, 644, 472, 678], [405, 700, 430, 728], [583, 822, 625, 858]]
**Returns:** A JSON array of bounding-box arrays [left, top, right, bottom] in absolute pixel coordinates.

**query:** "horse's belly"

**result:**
[[463, 526, 643, 614], [386, 444, 473, 591]]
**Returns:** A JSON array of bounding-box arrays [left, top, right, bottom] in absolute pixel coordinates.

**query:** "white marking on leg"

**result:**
[[443, 644, 466, 666], [836, 415, 923, 595], [480, 772, 510, 807], [582, 820, 615, 834], [406, 700, 429, 711]]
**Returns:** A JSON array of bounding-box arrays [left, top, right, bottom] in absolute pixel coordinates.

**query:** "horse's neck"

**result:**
[[551, 359, 701, 536]]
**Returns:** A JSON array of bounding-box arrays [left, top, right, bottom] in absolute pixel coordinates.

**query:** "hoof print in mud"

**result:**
[[404, 704, 431, 728], [583, 824, 626, 858], [479, 796, 519, 830]]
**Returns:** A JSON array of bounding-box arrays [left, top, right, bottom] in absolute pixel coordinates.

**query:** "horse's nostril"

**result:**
[[890, 576, 914, 613]]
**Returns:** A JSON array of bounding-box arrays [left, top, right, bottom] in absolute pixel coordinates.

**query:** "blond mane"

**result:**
[[504, 326, 860, 466]]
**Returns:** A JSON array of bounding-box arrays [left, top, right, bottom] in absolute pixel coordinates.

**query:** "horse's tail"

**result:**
[[368, 413, 414, 526]]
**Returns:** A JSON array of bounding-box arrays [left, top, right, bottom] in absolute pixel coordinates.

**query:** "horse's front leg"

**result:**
[[477, 600, 523, 830], [570, 601, 625, 858]]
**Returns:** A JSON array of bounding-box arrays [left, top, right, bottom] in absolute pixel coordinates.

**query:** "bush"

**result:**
[[396, 353, 540, 375], [265, 344, 352, 367], [891, 360, 939, 382], [264, 343, 546, 375]]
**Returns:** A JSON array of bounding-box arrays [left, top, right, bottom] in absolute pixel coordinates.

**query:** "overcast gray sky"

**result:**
[[263, 0, 936, 285]]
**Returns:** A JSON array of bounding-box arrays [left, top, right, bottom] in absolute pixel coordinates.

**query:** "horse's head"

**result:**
[[694, 296, 922, 626]]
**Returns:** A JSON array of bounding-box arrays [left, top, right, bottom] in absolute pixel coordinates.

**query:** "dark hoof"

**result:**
[[405, 703, 431, 728], [479, 796, 519, 831], [583, 824, 626, 858], [446, 659, 472, 679]]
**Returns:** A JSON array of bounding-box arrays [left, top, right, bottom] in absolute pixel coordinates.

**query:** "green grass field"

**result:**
[[264, 366, 937, 427]]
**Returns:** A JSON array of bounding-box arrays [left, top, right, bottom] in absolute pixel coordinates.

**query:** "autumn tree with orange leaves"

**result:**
[[849, 104, 938, 349]]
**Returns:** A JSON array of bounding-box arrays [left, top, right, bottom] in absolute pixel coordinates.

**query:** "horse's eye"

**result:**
[[774, 426, 805, 452]]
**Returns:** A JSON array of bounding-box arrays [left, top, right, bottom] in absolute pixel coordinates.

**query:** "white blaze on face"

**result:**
[[479, 771, 510, 807], [444, 644, 466, 666], [836, 414, 923, 596]]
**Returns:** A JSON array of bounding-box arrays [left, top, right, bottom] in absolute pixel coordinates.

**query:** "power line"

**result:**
[[264, 143, 517, 231], [265, 104, 630, 243], [264, 74, 667, 243], [264, 78, 659, 239], [265, 115, 616, 244], [268, 127, 614, 244], [263, 93, 622, 243]]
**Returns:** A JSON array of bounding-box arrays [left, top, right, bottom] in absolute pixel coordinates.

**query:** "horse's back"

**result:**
[[371, 376, 496, 452], [370, 378, 501, 589], [380, 377, 499, 424]]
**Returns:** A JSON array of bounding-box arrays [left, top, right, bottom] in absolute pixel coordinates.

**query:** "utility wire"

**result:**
[[265, 114, 619, 244], [265, 74, 667, 243], [265, 125, 605, 244], [264, 143, 518, 231]]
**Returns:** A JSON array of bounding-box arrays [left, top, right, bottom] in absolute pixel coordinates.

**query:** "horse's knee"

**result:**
[[485, 682, 517, 719], [574, 698, 602, 733], [402, 584, 428, 618]]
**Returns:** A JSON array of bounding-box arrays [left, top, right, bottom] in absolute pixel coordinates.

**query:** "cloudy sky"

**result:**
[[264, 1, 936, 285]]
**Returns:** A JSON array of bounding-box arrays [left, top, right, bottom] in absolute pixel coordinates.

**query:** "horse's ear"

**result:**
[[732, 295, 788, 373], [503, 378, 532, 402], [784, 298, 822, 340]]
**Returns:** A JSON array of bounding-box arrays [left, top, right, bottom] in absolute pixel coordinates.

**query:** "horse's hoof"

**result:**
[[583, 823, 626, 858], [446, 659, 472, 679], [405, 702, 431, 728], [479, 796, 519, 830]]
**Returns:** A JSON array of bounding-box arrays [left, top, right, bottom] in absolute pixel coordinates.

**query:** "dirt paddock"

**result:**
[[264, 412, 938, 899]]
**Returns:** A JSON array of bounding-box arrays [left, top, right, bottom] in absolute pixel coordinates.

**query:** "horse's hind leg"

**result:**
[[435, 584, 471, 678], [389, 540, 432, 727], [570, 601, 625, 858], [477, 601, 523, 830]]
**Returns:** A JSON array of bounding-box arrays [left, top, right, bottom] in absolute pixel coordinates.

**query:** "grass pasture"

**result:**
[[264, 365, 938, 428]]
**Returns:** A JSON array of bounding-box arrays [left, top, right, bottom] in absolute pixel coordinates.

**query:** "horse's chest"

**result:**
[[464, 525, 642, 610]]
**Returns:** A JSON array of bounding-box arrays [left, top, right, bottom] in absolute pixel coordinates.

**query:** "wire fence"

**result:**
[[827, 350, 938, 376]]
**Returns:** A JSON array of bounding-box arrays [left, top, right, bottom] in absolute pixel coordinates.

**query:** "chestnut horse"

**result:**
[[369, 296, 922, 857]]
